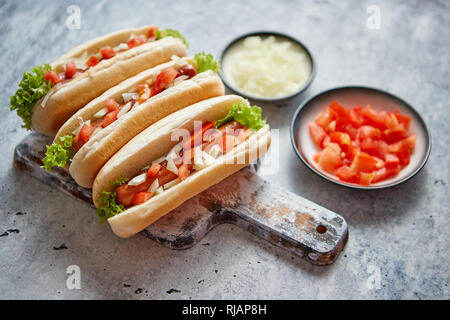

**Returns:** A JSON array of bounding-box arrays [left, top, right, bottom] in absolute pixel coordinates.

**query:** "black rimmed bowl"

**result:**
[[218, 31, 316, 102], [290, 86, 432, 189]]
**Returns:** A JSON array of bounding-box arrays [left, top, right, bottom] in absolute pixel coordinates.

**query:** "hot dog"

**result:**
[[10, 26, 188, 136], [92, 95, 271, 238], [42, 53, 224, 188]]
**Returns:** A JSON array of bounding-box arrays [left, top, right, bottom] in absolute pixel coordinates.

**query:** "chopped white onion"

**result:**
[[163, 178, 181, 190], [193, 147, 204, 171], [114, 43, 129, 52], [208, 144, 221, 159], [40, 87, 55, 108], [166, 158, 178, 175], [148, 178, 159, 194], [92, 107, 108, 119], [171, 55, 187, 68], [122, 92, 138, 102], [202, 151, 216, 166], [173, 75, 189, 86], [127, 173, 147, 186], [73, 51, 89, 69], [155, 186, 164, 195], [117, 101, 132, 119], [167, 143, 183, 160], [91, 127, 102, 137]]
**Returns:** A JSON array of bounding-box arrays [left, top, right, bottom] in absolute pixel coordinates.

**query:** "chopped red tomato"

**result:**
[[315, 108, 335, 129], [78, 124, 94, 142], [65, 61, 77, 78], [147, 26, 159, 39], [127, 35, 147, 49], [72, 135, 85, 152], [105, 98, 119, 112], [393, 110, 411, 130], [357, 125, 381, 140], [385, 153, 400, 169], [102, 109, 119, 128], [309, 122, 326, 148], [132, 192, 152, 206], [382, 124, 407, 144], [335, 166, 357, 182], [329, 132, 351, 150], [360, 138, 388, 160], [100, 46, 116, 59], [152, 67, 178, 96], [44, 70, 60, 84], [359, 172, 375, 186], [86, 55, 100, 68], [178, 163, 190, 181], [351, 152, 382, 172], [116, 179, 153, 207], [183, 121, 216, 150], [219, 134, 236, 153], [316, 143, 342, 172], [147, 163, 161, 178]]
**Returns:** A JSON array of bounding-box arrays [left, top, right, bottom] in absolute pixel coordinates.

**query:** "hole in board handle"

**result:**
[[316, 225, 327, 234]]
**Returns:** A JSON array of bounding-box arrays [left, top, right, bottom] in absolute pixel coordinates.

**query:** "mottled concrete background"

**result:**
[[0, 0, 448, 299]]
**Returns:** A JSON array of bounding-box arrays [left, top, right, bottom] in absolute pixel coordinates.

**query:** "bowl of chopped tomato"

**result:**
[[290, 86, 431, 189]]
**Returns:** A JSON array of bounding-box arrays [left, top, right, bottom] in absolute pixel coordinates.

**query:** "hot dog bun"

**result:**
[[92, 95, 271, 238], [32, 26, 187, 136], [65, 64, 224, 188]]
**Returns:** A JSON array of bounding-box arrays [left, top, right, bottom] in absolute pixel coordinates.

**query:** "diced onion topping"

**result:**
[[155, 186, 164, 195], [173, 75, 189, 86], [222, 35, 312, 98], [92, 107, 108, 119], [117, 101, 132, 119], [166, 158, 178, 175], [207, 144, 221, 158], [167, 143, 183, 160], [148, 178, 159, 194], [122, 92, 138, 102], [127, 173, 147, 186]]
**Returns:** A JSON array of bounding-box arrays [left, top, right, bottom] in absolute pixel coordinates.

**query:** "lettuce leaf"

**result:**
[[95, 191, 124, 223], [215, 102, 266, 130], [41, 135, 74, 172], [111, 177, 130, 187], [155, 28, 189, 48], [193, 52, 220, 73], [10, 64, 53, 130]]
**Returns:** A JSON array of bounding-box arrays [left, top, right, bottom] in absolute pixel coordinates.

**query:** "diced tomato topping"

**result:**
[[147, 26, 159, 39], [382, 124, 407, 144], [100, 46, 116, 59], [335, 166, 357, 182], [146, 163, 161, 178], [44, 70, 60, 84], [177, 64, 198, 78], [157, 167, 178, 186], [360, 138, 388, 160], [357, 125, 381, 140], [102, 109, 119, 128], [72, 135, 85, 153], [152, 67, 178, 96], [65, 61, 77, 78], [315, 108, 335, 129], [86, 55, 100, 68], [308, 122, 326, 148], [393, 110, 411, 130], [219, 134, 236, 153], [116, 178, 153, 207], [329, 132, 351, 151], [178, 163, 190, 181], [316, 143, 342, 172], [127, 35, 147, 49], [132, 192, 152, 206], [385, 153, 400, 169], [359, 172, 375, 186], [183, 121, 216, 150], [105, 98, 119, 112], [78, 124, 94, 142], [351, 152, 382, 172]]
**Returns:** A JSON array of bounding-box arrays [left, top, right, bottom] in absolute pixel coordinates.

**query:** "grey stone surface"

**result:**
[[0, 0, 448, 299]]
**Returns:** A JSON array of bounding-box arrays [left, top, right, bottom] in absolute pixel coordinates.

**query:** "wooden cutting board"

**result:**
[[14, 133, 348, 265]]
